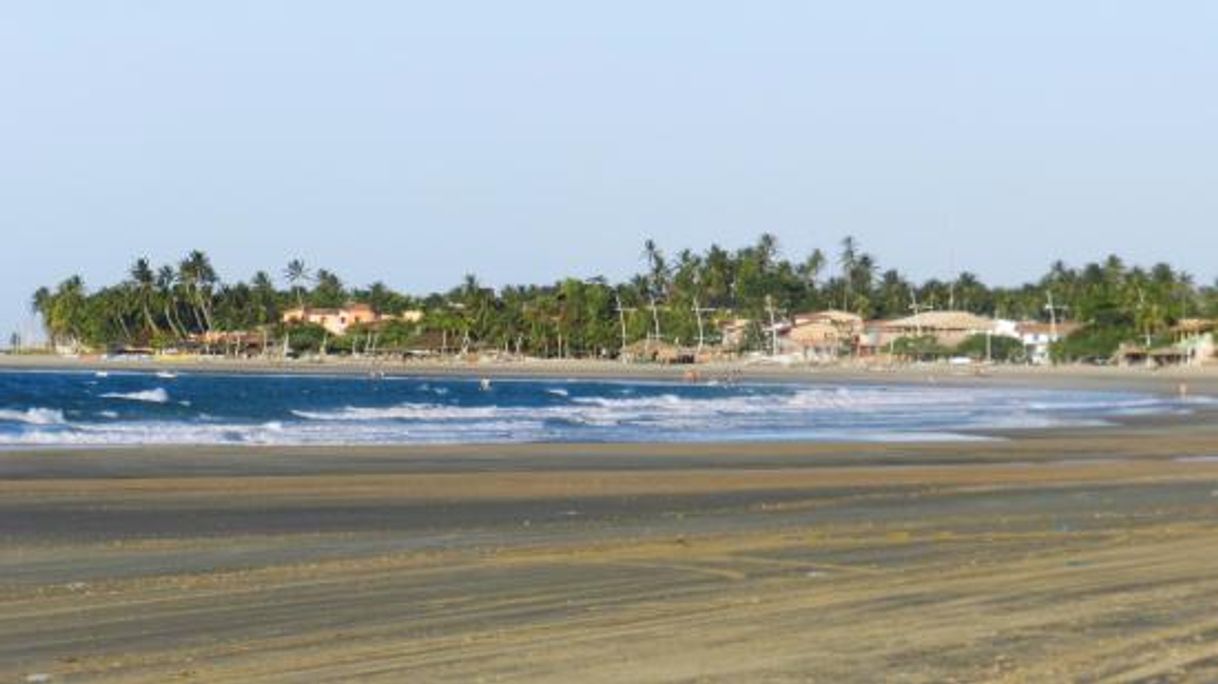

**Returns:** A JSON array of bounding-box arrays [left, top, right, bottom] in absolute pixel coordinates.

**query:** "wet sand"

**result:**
[[5, 408, 1218, 682]]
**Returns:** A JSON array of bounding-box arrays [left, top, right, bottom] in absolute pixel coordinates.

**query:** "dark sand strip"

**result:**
[[4, 417, 1218, 681]]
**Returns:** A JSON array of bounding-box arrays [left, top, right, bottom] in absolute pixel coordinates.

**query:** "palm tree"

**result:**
[[755, 233, 779, 271], [642, 239, 667, 342], [366, 281, 391, 315], [284, 259, 312, 309], [128, 257, 161, 338], [249, 271, 279, 326], [798, 249, 826, 289], [99, 285, 136, 345], [953, 271, 987, 313], [178, 250, 217, 333], [311, 269, 346, 308], [701, 244, 733, 308], [156, 265, 186, 339], [30, 286, 53, 347], [47, 276, 87, 349], [839, 236, 858, 310]]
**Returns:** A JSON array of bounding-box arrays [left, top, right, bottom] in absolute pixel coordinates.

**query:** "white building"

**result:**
[[1014, 321, 1079, 365]]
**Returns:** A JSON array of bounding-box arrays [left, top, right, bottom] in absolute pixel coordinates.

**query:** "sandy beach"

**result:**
[[5, 352, 1218, 396], [10, 0, 1218, 680], [3, 371, 1218, 682]]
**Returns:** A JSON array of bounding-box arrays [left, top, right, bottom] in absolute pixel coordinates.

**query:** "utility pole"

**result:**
[[948, 247, 957, 310], [766, 295, 779, 356], [1136, 288, 1152, 347], [691, 296, 717, 354], [909, 290, 932, 336], [1044, 291, 1069, 342], [1044, 291, 1069, 362], [614, 294, 636, 361], [1045, 290, 1058, 341], [647, 294, 662, 350]]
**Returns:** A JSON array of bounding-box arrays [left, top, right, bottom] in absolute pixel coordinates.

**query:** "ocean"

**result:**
[[0, 369, 1202, 446]]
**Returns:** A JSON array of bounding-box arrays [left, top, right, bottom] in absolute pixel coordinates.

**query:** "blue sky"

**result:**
[[2, 2, 1216, 340]]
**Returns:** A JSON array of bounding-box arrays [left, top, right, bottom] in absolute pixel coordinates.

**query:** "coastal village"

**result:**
[[36, 299, 1215, 370], [20, 243, 1218, 369], [11, 8, 1218, 683]]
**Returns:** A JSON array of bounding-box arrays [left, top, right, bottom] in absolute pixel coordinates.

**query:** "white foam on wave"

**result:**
[[0, 417, 997, 447], [0, 379, 1196, 447], [100, 388, 170, 403], [0, 417, 545, 447], [293, 403, 504, 421], [1024, 397, 1164, 412], [0, 407, 67, 425], [284, 384, 1160, 439]]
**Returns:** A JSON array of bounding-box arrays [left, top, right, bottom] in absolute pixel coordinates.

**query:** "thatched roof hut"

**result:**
[[621, 339, 696, 364]]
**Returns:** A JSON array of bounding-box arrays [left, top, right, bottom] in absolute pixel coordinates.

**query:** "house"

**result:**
[[1015, 320, 1080, 365], [1169, 319, 1216, 365], [786, 321, 843, 361], [189, 329, 269, 356], [793, 309, 864, 336], [716, 319, 754, 351], [878, 311, 998, 348], [622, 339, 696, 364], [282, 303, 382, 336], [1115, 343, 1148, 367]]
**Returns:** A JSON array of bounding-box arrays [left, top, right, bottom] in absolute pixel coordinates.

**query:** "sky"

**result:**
[[2, 1, 1216, 341]]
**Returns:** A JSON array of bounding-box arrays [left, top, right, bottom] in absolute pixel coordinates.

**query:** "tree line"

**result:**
[[26, 236, 1218, 360]]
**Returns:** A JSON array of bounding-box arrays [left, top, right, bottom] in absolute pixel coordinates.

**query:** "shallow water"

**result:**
[[0, 370, 1206, 446]]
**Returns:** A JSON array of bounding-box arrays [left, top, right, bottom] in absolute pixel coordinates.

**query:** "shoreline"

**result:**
[[3, 352, 1217, 397]]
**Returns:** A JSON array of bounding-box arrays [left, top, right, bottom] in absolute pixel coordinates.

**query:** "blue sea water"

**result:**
[[0, 370, 1203, 446]]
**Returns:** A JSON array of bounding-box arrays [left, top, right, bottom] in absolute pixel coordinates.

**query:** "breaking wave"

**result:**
[[0, 370, 1205, 447], [0, 407, 67, 425], [100, 388, 170, 403]]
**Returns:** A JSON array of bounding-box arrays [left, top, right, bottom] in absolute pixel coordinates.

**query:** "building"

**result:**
[[282, 303, 379, 336], [878, 311, 998, 348], [1014, 321, 1080, 365], [792, 309, 864, 336], [785, 321, 843, 361], [1169, 319, 1216, 365], [788, 310, 866, 358], [621, 339, 696, 364], [188, 329, 269, 356], [1112, 320, 1216, 368], [716, 319, 754, 351]]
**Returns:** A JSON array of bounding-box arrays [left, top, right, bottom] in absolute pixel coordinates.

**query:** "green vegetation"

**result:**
[[27, 237, 1218, 361], [955, 334, 1026, 363], [890, 336, 953, 362]]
